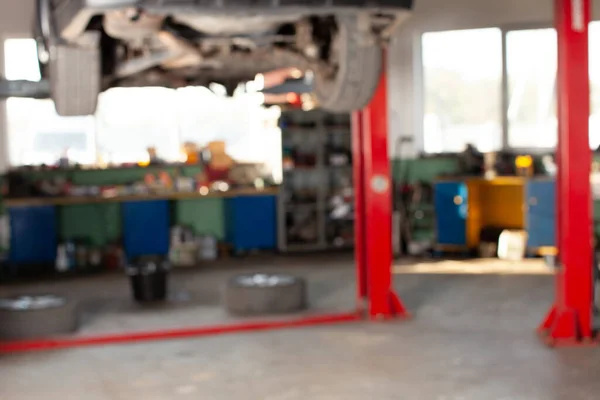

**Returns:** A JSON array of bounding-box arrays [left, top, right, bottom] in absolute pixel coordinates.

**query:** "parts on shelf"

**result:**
[[329, 172, 353, 193], [282, 147, 318, 169], [279, 109, 319, 129], [323, 113, 351, 127], [328, 188, 353, 220], [278, 109, 353, 252], [394, 180, 435, 256], [285, 189, 318, 205], [286, 209, 319, 244], [326, 145, 352, 167], [55, 238, 118, 273], [326, 217, 354, 248]]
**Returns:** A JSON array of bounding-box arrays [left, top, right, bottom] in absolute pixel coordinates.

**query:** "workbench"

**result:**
[[2, 187, 278, 208], [4, 188, 279, 266]]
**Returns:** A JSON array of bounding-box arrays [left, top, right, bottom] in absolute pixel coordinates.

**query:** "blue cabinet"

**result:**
[[525, 180, 556, 248], [122, 200, 170, 260], [225, 195, 277, 252], [434, 181, 468, 246], [9, 206, 57, 264]]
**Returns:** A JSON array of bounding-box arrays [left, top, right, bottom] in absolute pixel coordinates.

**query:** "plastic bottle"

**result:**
[[56, 244, 69, 273]]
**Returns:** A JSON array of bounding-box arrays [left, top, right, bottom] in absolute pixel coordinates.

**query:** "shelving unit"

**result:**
[[277, 109, 353, 252]]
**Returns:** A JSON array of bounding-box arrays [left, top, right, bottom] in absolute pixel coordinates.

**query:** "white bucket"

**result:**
[[497, 230, 528, 261]]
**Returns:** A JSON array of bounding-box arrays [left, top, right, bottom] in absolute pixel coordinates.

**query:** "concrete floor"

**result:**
[[1, 255, 600, 400]]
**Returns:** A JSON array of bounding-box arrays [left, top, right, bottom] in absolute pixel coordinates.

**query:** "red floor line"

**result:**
[[0, 311, 362, 354]]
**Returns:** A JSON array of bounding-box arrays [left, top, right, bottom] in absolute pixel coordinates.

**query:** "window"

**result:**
[[3, 39, 40, 81], [505, 24, 600, 149], [423, 25, 600, 152], [177, 87, 278, 163], [4, 39, 280, 169], [94, 86, 279, 165], [95, 87, 180, 164], [4, 38, 96, 166], [175, 87, 282, 181], [177, 86, 251, 149], [506, 29, 557, 149], [422, 28, 503, 153]]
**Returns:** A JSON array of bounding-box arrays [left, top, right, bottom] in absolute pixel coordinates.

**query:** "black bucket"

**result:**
[[126, 257, 170, 302]]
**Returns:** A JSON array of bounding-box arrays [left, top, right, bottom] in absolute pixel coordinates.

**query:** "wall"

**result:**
[[0, 0, 35, 35], [388, 0, 600, 157]]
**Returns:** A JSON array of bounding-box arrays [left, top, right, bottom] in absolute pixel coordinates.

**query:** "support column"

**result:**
[[352, 111, 368, 306], [352, 51, 408, 319], [538, 0, 594, 345]]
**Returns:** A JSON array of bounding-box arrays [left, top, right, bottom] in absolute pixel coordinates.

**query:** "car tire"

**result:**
[[224, 273, 307, 315], [49, 32, 101, 116], [0, 295, 78, 340], [313, 17, 382, 113]]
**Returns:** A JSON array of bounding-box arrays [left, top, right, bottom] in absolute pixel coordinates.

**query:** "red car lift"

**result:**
[[0, 52, 407, 354], [353, 53, 409, 319], [538, 0, 595, 346]]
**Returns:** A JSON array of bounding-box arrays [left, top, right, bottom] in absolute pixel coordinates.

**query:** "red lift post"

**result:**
[[538, 0, 594, 345], [353, 52, 409, 319], [0, 51, 405, 354]]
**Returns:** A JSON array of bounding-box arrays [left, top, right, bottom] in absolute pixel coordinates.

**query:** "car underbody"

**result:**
[[37, 0, 413, 114]]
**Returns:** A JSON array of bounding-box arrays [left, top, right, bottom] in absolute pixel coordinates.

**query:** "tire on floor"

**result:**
[[0, 295, 78, 340], [224, 273, 307, 315]]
